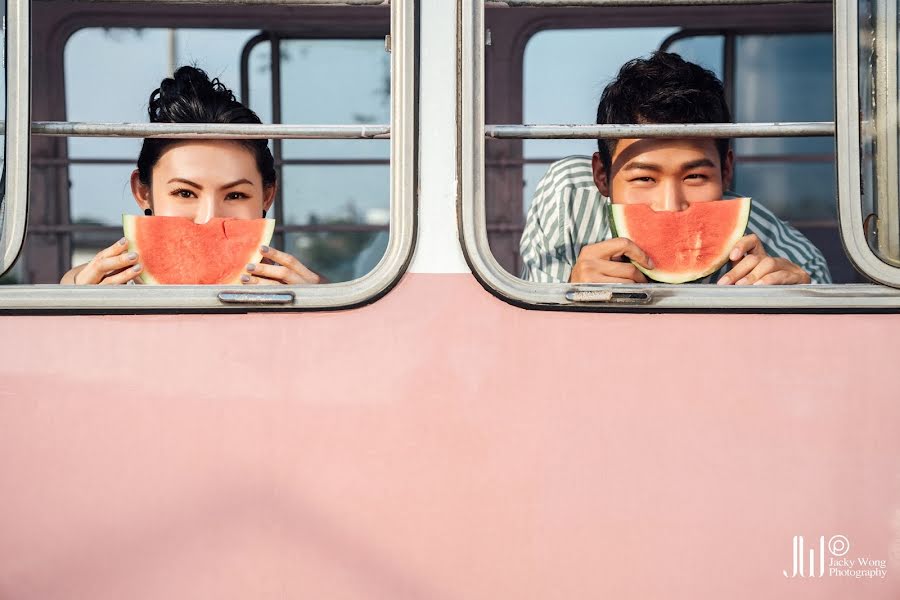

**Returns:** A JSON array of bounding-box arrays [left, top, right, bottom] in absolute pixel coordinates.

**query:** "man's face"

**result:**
[[592, 138, 734, 211]]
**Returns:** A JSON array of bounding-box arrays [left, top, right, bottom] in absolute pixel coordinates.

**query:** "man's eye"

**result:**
[[630, 176, 654, 183], [685, 173, 708, 181]]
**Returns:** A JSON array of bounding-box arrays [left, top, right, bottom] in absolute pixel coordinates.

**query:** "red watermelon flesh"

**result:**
[[122, 215, 275, 284], [608, 198, 751, 283]]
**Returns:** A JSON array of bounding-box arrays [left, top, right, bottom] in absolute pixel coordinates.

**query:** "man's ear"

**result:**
[[263, 184, 277, 212], [130, 169, 152, 211], [592, 152, 611, 197], [721, 148, 735, 191]]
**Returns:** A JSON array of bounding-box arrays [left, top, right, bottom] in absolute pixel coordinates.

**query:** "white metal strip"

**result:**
[[0, 0, 31, 278]]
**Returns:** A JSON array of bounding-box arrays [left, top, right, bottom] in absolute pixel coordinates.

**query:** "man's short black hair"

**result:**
[[596, 51, 732, 173]]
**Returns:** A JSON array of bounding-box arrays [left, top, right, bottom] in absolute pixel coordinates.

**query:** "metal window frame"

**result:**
[[460, 0, 900, 310], [835, 0, 900, 285], [0, 0, 416, 312], [0, 0, 31, 279]]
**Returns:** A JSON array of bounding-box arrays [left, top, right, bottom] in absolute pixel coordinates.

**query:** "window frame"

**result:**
[[0, 0, 416, 312], [835, 0, 900, 287], [460, 0, 900, 311], [0, 0, 31, 280]]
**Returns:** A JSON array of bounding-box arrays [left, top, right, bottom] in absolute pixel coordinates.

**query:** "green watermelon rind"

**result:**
[[607, 198, 752, 284], [122, 215, 276, 285]]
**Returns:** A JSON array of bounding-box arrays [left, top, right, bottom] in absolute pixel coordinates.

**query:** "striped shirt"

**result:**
[[519, 156, 832, 284]]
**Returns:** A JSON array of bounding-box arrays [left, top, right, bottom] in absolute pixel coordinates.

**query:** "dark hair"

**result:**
[[136, 66, 276, 188], [595, 51, 732, 174]]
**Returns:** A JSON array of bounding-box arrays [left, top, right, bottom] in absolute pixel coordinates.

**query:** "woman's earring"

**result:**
[[144, 208, 152, 216], [262, 210, 267, 218]]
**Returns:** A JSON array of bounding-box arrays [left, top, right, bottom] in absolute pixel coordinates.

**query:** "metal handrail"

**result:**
[[10, 121, 390, 139], [484, 122, 835, 139]]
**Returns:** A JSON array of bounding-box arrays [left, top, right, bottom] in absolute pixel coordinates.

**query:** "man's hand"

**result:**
[[717, 233, 810, 285], [569, 238, 654, 283]]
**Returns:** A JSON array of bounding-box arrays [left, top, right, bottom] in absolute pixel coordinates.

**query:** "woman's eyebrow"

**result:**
[[220, 179, 254, 190], [167, 177, 201, 188]]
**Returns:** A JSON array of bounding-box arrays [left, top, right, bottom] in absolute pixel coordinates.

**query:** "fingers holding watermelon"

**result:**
[[570, 238, 653, 284], [64, 237, 143, 285], [718, 234, 811, 285], [241, 245, 323, 285]]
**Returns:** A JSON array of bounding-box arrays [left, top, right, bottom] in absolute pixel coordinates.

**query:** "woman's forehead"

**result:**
[[154, 141, 262, 182]]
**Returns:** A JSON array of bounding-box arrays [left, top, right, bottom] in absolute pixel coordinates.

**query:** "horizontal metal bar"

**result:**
[[29, 223, 389, 234], [489, 0, 827, 6], [34, 157, 391, 167], [485, 122, 835, 139], [9, 122, 390, 139], [78, 0, 386, 5]]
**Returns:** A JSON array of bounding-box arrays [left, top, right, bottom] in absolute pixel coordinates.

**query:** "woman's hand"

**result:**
[[241, 245, 324, 285], [61, 237, 143, 285]]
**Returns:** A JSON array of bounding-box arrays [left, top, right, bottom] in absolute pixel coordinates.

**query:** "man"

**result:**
[[519, 52, 831, 285]]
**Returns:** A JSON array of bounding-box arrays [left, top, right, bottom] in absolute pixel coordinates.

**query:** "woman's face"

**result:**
[[132, 140, 275, 223]]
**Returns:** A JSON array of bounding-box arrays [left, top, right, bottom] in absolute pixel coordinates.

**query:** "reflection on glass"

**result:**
[[734, 34, 833, 155], [246, 37, 391, 282], [287, 230, 387, 283]]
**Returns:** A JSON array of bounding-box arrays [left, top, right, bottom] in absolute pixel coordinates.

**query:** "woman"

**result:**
[[62, 66, 321, 285]]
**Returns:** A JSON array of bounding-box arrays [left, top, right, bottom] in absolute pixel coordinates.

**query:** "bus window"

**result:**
[[0, 0, 415, 311], [834, 0, 900, 287], [463, 0, 900, 309], [60, 30, 389, 285]]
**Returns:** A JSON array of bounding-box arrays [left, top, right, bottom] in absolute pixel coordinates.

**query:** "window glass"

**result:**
[[247, 38, 390, 281], [490, 28, 677, 277], [665, 34, 724, 78], [521, 28, 678, 211], [60, 28, 260, 281], [43, 28, 390, 285]]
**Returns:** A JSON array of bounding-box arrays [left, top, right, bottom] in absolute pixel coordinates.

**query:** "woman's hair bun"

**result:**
[[148, 65, 261, 126], [137, 65, 276, 188]]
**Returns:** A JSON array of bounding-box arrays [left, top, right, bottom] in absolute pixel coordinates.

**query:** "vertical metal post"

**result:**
[[271, 34, 286, 252], [874, 0, 900, 261], [0, 0, 32, 278]]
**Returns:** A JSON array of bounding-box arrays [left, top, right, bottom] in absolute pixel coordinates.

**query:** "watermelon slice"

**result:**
[[122, 215, 275, 284], [608, 197, 751, 284]]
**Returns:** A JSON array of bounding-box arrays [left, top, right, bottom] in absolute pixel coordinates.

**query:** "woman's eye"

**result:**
[[172, 189, 196, 199], [226, 192, 249, 201]]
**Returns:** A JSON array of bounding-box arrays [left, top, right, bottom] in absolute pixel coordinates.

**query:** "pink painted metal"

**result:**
[[1, 273, 898, 598]]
